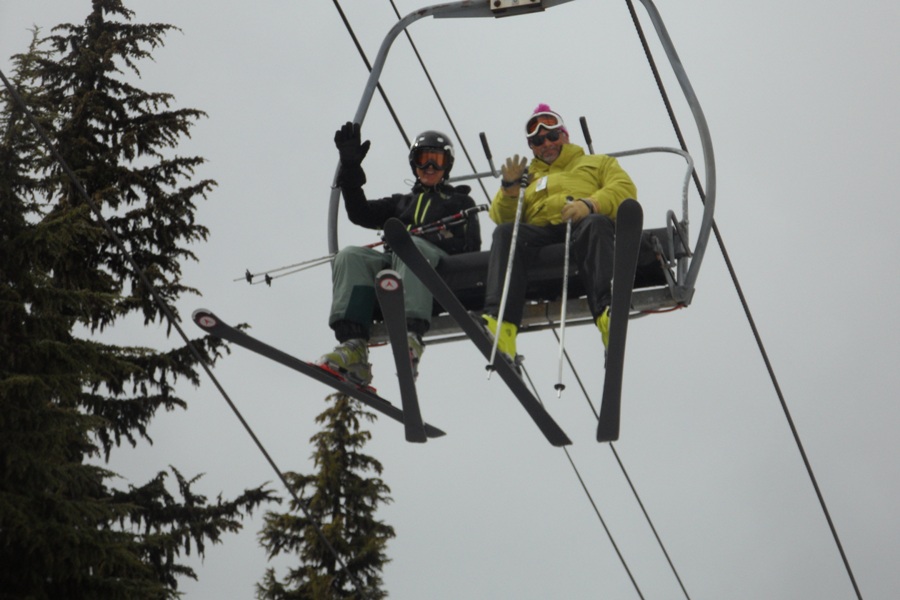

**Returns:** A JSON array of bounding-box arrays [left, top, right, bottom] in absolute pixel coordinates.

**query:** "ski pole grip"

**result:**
[[480, 131, 492, 161], [480, 132, 499, 177], [579, 117, 592, 145], [579, 116, 595, 155]]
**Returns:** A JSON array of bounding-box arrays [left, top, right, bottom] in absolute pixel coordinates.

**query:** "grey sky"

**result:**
[[3, 1, 899, 598]]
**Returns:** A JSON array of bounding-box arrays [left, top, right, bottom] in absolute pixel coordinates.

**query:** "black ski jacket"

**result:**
[[340, 175, 481, 255]]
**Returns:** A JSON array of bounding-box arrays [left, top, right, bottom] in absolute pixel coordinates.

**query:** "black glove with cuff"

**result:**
[[334, 122, 371, 167]]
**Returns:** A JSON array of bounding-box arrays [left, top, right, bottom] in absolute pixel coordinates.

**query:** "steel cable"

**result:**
[[624, 0, 863, 596], [520, 364, 645, 599]]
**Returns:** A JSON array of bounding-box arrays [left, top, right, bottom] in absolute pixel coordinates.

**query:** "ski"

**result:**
[[383, 218, 572, 447], [192, 309, 446, 439], [596, 198, 644, 442], [374, 269, 427, 443]]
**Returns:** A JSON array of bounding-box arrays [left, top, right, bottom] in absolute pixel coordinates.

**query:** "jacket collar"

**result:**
[[531, 143, 585, 173]]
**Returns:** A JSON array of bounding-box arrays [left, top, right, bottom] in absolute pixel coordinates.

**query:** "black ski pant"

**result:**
[[483, 214, 615, 327]]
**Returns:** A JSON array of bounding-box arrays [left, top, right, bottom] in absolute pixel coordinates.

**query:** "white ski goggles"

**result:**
[[526, 111, 566, 137]]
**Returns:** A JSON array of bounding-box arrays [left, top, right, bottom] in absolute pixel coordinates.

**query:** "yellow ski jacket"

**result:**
[[490, 144, 637, 226]]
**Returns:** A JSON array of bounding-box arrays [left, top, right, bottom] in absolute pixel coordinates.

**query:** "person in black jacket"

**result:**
[[318, 123, 481, 385]]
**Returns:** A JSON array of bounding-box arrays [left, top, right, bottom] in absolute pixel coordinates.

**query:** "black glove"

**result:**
[[334, 122, 371, 166]]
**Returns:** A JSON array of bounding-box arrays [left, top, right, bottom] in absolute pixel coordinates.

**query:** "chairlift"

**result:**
[[324, 0, 716, 346]]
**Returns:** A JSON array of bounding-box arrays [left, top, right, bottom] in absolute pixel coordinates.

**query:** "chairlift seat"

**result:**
[[371, 225, 686, 344]]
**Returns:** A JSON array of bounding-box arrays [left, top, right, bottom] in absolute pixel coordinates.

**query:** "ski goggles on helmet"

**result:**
[[525, 111, 566, 137], [412, 148, 448, 170], [528, 129, 563, 147]]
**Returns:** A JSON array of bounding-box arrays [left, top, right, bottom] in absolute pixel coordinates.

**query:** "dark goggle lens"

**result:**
[[528, 129, 563, 147], [525, 112, 563, 136], [413, 149, 447, 170]]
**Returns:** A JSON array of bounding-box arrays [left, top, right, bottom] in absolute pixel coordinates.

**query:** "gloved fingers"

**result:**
[[334, 121, 361, 146], [334, 122, 370, 164], [561, 200, 588, 223], [501, 154, 527, 181], [335, 121, 352, 144], [506, 154, 526, 173]]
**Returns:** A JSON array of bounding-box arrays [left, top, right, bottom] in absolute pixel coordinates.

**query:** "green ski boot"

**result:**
[[318, 338, 372, 386]]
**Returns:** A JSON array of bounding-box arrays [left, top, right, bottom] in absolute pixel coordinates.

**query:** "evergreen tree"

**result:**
[[257, 394, 395, 600], [0, 3, 274, 597]]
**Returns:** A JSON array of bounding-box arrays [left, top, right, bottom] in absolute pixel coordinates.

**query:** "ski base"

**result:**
[[597, 199, 643, 442], [383, 218, 571, 447], [374, 269, 427, 443], [192, 309, 446, 439]]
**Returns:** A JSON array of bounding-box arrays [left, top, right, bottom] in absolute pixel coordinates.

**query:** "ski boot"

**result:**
[[318, 338, 373, 386], [596, 307, 610, 349], [481, 314, 524, 376], [407, 332, 425, 382]]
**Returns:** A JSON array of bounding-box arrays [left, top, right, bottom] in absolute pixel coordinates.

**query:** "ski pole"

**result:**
[[489, 174, 528, 375], [237, 242, 384, 285], [407, 204, 487, 237], [248, 255, 337, 286], [238, 206, 486, 285], [555, 198, 575, 396], [239, 254, 336, 284]]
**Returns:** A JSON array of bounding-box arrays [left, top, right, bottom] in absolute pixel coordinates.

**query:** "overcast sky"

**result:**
[[3, 1, 900, 598]]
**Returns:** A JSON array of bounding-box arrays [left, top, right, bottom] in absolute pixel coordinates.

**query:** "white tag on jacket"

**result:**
[[535, 176, 548, 192]]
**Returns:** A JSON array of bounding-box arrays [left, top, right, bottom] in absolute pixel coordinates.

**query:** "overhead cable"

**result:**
[[548, 322, 692, 600], [521, 365, 646, 599], [386, 0, 491, 200], [623, 1, 863, 597]]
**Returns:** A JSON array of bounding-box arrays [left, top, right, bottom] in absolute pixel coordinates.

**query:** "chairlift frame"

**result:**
[[325, 0, 716, 344]]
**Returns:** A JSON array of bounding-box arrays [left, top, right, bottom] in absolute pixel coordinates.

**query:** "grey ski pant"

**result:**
[[329, 236, 447, 336]]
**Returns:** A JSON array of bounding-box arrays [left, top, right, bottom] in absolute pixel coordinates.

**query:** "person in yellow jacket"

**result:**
[[483, 104, 637, 363]]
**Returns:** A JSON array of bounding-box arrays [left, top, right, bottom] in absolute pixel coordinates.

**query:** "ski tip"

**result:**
[[383, 217, 407, 238], [192, 308, 218, 330], [620, 197, 642, 213], [375, 269, 403, 292], [376, 268, 401, 280], [616, 198, 643, 228]]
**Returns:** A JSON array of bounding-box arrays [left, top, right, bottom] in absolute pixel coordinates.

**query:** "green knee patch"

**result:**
[[344, 286, 376, 333]]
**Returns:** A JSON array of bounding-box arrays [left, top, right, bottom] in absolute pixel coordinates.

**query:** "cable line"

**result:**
[[333, 3, 679, 595], [623, 1, 863, 596], [386, 0, 491, 201], [520, 365, 645, 599], [711, 223, 865, 600], [330, 0, 410, 147], [331, 2, 862, 597], [331, 0, 492, 201], [547, 322, 692, 600], [0, 68, 373, 600]]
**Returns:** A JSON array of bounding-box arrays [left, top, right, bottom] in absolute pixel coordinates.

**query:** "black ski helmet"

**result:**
[[408, 130, 455, 179]]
